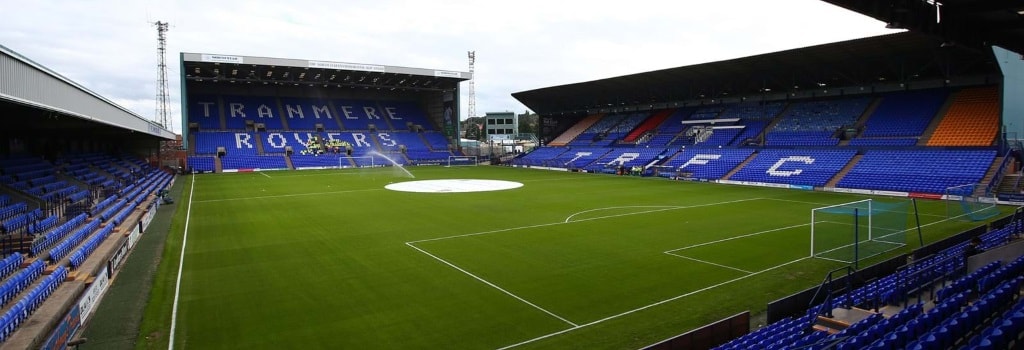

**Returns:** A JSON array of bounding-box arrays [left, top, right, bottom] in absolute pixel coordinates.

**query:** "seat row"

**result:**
[[68, 224, 114, 269], [0, 266, 67, 344], [29, 213, 87, 256], [47, 220, 100, 263], [0, 261, 44, 308]]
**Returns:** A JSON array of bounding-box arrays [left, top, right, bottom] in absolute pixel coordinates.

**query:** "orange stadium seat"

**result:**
[[926, 87, 999, 146]]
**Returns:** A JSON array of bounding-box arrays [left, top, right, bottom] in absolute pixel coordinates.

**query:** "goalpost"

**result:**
[[810, 199, 916, 267], [446, 155, 479, 167], [339, 156, 376, 168], [944, 183, 1000, 221]]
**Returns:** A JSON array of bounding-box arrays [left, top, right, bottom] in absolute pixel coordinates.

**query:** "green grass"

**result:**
[[139, 166, 1011, 349]]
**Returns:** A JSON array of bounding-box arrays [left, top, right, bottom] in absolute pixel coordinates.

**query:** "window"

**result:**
[[487, 119, 495, 125], [496, 119, 505, 125], [505, 118, 513, 124]]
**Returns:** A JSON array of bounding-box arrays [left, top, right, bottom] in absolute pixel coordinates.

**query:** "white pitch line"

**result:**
[[664, 222, 810, 254], [564, 206, 680, 223], [763, 197, 947, 218], [193, 188, 383, 203], [408, 198, 763, 244], [497, 257, 811, 349], [259, 172, 272, 179], [663, 252, 754, 274], [406, 242, 578, 327], [168, 174, 197, 350], [563, 198, 762, 223]]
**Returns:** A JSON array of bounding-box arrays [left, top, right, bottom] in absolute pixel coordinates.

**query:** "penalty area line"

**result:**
[[497, 257, 810, 349], [405, 242, 579, 328], [663, 251, 753, 274], [664, 222, 810, 254]]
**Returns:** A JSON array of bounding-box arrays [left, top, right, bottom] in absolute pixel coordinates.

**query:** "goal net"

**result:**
[[341, 156, 375, 168], [446, 156, 479, 167], [811, 199, 913, 265], [944, 184, 1000, 221]]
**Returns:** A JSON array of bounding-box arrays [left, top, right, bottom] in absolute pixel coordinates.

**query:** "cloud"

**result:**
[[0, 0, 895, 133]]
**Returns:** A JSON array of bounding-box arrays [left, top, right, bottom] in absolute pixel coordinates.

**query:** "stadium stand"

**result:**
[[624, 109, 674, 143], [853, 89, 947, 145], [278, 98, 342, 130], [926, 86, 1000, 146], [222, 95, 286, 130], [585, 147, 666, 173], [548, 114, 602, 146], [657, 148, 756, 180], [188, 95, 223, 130], [766, 98, 871, 146], [836, 149, 996, 194], [728, 149, 857, 187], [714, 219, 1024, 350]]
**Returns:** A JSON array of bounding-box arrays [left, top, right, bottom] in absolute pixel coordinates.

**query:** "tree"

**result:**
[[517, 111, 538, 135]]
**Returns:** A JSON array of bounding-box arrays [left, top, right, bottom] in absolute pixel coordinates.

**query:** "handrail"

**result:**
[[808, 266, 854, 320], [985, 148, 1013, 196], [893, 252, 962, 307]]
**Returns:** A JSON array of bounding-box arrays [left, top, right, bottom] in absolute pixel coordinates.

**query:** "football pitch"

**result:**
[[139, 166, 1007, 349]]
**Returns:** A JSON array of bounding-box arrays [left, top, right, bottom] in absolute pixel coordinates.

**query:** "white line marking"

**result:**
[[168, 175, 196, 350], [764, 197, 946, 218], [564, 206, 679, 223], [664, 223, 810, 253], [406, 242, 578, 327], [408, 198, 763, 245], [497, 257, 810, 349], [663, 251, 754, 274], [563, 198, 761, 223], [259, 172, 272, 179], [193, 188, 382, 203]]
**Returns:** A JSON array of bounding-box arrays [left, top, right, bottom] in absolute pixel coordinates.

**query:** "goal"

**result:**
[[810, 199, 915, 267], [944, 183, 1000, 221], [446, 156, 479, 167], [339, 156, 376, 168]]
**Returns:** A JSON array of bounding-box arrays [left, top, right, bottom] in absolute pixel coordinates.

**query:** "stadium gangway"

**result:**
[[893, 252, 964, 307], [807, 266, 856, 320]]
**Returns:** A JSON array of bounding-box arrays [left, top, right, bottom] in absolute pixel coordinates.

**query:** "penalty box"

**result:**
[[409, 198, 813, 323]]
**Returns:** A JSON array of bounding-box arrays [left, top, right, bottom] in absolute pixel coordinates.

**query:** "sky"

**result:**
[[0, 0, 898, 134]]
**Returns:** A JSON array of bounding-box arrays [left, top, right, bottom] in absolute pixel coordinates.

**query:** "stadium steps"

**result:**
[[756, 103, 794, 142], [217, 95, 228, 129], [372, 101, 397, 130], [254, 133, 266, 155], [974, 156, 1004, 197], [549, 114, 602, 146], [997, 174, 1021, 193], [275, 97, 291, 130], [214, 156, 223, 173], [624, 109, 672, 143], [284, 154, 295, 170], [331, 109, 348, 131], [187, 132, 196, 156], [838, 97, 883, 147], [826, 154, 863, 188], [720, 151, 759, 180], [853, 96, 883, 132], [813, 307, 879, 336], [916, 92, 957, 145]]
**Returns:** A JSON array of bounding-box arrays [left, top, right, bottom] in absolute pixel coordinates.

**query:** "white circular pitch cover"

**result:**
[[385, 179, 523, 193]]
